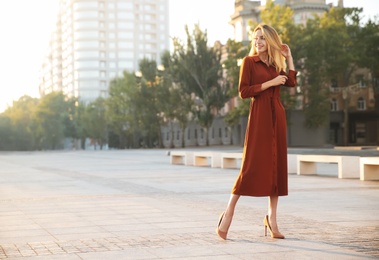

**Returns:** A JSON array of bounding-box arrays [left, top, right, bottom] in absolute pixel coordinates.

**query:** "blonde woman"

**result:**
[[216, 24, 297, 240]]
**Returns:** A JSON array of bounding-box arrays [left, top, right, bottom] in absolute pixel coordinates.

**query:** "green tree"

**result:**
[[358, 18, 379, 109], [34, 92, 69, 150], [170, 24, 229, 146], [60, 96, 84, 149], [298, 16, 330, 128], [72, 101, 88, 149], [298, 7, 367, 130], [160, 50, 194, 147], [106, 73, 138, 148], [137, 58, 167, 148], [0, 96, 39, 150], [84, 97, 108, 149]]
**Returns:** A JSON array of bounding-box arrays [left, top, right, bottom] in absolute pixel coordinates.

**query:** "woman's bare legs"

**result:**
[[268, 196, 283, 235], [218, 194, 240, 232]]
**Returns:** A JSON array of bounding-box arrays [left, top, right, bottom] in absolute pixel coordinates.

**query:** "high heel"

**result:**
[[216, 212, 228, 240], [263, 215, 285, 239]]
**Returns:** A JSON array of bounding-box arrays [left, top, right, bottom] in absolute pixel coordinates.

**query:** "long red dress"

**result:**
[[232, 55, 297, 197]]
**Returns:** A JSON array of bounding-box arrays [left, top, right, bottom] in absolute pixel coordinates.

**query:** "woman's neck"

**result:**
[[258, 52, 268, 62]]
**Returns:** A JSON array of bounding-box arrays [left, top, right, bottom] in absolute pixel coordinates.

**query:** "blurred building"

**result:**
[[39, 0, 169, 104]]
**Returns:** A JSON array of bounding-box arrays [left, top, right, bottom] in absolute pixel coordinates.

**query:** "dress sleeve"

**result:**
[[283, 70, 297, 87], [238, 57, 265, 99]]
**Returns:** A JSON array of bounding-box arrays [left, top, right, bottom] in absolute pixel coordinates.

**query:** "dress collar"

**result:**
[[252, 55, 262, 63]]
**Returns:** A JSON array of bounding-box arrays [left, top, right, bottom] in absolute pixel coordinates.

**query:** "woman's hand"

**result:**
[[270, 75, 288, 86], [261, 75, 288, 90], [281, 44, 292, 59]]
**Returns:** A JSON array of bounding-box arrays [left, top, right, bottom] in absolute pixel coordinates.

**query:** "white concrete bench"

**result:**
[[297, 155, 360, 179], [360, 157, 379, 181], [193, 152, 221, 168], [170, 151, 194, 166], [221, 153, 242, 169]]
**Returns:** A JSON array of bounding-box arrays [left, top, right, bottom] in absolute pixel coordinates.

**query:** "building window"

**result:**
[[176, 131, 180, 140], [357, 97, 366, 110], [219, 128, 222, 138], [225, 127, 228, 138], [356, 75, 365, 87], [200, 129, 204, 139], [108, 22, 115, 29], [330, 98, 338, 111], [187, 129, 190, 140]]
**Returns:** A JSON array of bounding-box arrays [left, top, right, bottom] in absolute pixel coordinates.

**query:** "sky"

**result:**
[[0, 0, 378, 113]]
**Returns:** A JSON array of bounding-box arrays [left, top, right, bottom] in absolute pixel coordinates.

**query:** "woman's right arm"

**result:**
[[238, 57, 264, 99]]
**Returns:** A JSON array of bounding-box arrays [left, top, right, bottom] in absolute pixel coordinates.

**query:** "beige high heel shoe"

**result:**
[[263, 215, 285, 239], [216, 212, 228, 240]]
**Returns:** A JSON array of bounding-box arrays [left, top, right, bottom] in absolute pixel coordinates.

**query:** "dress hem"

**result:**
[[232, 192, 288, 197]]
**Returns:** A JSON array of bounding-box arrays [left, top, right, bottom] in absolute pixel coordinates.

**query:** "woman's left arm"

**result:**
[[281, 44, 297, 87]]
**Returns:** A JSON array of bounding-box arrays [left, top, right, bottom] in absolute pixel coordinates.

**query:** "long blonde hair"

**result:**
[[249, 24, 286, 73]]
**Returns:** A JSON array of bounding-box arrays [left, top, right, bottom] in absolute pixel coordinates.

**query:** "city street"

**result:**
[[0, 148, 378, 259]]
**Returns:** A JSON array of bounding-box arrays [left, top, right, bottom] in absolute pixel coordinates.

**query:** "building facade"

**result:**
[[39, 0, 169, 103], [229, 0, 331, 43]]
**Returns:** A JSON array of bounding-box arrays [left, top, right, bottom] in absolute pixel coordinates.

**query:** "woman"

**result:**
[[216, 24, 297, 240]]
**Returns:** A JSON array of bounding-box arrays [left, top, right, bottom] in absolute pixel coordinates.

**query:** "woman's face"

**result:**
[[254, 29, 268, 53]]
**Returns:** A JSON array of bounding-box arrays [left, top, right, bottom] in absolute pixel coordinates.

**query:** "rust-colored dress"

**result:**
[[232, 55, 297, 197]]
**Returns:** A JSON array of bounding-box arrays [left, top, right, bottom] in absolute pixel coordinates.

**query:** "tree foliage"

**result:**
[[0, 96, 38, 150], [259, 0, 295, 45], [223, 39, 250, 126], [297, 7, 373, 128], [170, 24, 229, 145], [34, 92, 70, 149], [84, 97, 107, 149], [106, 73, 138, 148]]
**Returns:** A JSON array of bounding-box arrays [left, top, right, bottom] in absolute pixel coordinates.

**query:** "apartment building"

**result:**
[[39, 0, 169, 103]]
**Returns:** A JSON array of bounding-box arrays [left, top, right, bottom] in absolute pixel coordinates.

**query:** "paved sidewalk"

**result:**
[[0, 149, 378, 259]]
